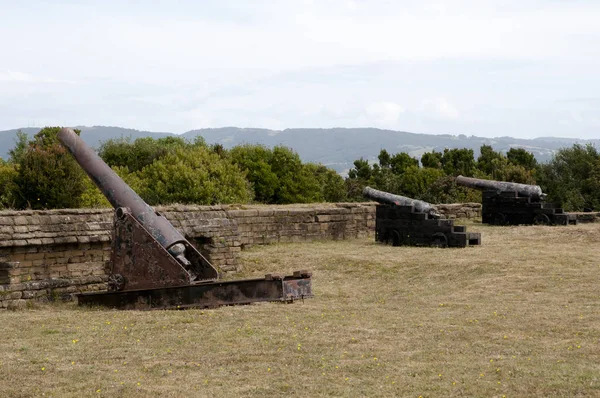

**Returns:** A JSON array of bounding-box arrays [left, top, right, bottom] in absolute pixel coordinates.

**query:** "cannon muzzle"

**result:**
[[363, 186, 441, 218], [455, 175, 546, 200]]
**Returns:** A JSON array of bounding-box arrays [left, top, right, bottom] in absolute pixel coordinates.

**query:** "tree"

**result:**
[[98, 135, 201, 173], [398, 166, 445, 199], [306, 163, 347, 202], [8, 130, 29, 164], [441, 148, 476, 176], [0, 160, 17, 209], [135, 146, 253, 205], [388, 152, 419, 175], [378, 149, 391, 169], [420, 151, 443, 169], [487, 157, 536, 184], [536, 144, 600, 211], [476, 145, 504, 176], [420, 176, 482, 204], [13, 127, 88, 210], [347, 158, 372, 180], [507, 147, 537, 170], [270, 146, 322, 204], [228, 144, 279, 203]]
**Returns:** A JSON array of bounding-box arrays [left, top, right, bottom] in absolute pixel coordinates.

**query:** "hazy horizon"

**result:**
[[2, 1, 599, 139], [1, 124, 597, 142]]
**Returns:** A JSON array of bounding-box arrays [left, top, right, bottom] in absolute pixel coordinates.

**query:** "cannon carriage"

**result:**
[[455, 175, 578, 226], [363, 187, 481, 248]]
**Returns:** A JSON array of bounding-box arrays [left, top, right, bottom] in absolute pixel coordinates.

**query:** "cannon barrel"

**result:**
[[455, 175, 546, 200], [57, 128, 194, 266], [363, 186, 441, 218]]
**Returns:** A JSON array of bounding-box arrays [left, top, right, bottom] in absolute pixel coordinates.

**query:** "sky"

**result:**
[[1, 0, 599, 139]]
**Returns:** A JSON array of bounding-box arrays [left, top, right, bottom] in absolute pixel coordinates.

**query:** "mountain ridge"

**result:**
[[1, 126, 597, 173]]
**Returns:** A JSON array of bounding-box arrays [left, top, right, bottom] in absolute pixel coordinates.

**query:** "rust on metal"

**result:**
[[110, 208, 192, 291], [76, 272, 313, 310]]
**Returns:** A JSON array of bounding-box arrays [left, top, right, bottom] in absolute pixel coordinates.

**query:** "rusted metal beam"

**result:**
[[76, 271, 313, 310]]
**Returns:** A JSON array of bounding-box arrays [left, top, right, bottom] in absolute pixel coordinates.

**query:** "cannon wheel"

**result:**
[[490, 213, 506, 226], [392, 230, 401, 246], [534, 213, 551, 225], [392, 230, 408, 246], [431, 232, 448, 248], [107, 273, 126, 291]]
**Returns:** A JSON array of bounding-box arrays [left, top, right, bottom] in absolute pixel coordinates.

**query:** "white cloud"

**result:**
[[421, 98, 460, 120], [0, 70, 75, 84], [0, 1, 599, 139], [365, 102, 405, 127]]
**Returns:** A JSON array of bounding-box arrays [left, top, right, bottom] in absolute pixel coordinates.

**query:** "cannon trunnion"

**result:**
[[58, 128, 313, 310], [455, 175, 578, 226], [364, 187, 481, 248]]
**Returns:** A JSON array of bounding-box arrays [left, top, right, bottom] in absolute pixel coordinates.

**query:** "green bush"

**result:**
[[228, 144, 279, 203], [98, 135, 206, 173], [133, 146, 253, 205], [536, 144, 600, 211], [12, 127, 87, 210], [0, 161, 18, 209]]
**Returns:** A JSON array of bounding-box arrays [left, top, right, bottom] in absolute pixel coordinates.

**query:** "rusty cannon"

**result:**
[[455, 175, 577, 226], [455, 175, 546, 201], [363, 186, 481, 248], [57, 127, 312, 310]]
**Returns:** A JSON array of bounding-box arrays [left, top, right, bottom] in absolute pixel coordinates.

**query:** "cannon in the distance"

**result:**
[[363, 186, 441, 219], [57, 127, 313, 310], [455, 175, 546, 200], [455, 175, 577, 226], [363, 186, 481, 248]]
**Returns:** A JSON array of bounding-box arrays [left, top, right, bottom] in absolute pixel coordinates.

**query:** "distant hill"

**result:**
[[1, 125, 598, 174], [183, 127, 600, 173], [0, 126, 174, 159]]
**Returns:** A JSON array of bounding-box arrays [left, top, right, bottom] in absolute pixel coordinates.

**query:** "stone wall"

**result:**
[[0, 202, 482, 309], [435, 203, 481, 219]]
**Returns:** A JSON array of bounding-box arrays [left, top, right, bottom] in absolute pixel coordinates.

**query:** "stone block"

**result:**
[[6, 291, 23, 299], [0, 225, 15, 236], [54, 236, 78, 244], [14, 216, 28, 225], [0, 217, 15, 226]]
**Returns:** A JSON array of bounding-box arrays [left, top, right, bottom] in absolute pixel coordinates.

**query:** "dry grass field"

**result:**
[[1, 221, 599, 397]]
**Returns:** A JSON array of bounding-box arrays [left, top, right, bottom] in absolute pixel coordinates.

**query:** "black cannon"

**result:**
[[363, 186, 441, 219], [363, 186, 481, 248], [455, 175, 577, 226], [58, 128, 312, 310]]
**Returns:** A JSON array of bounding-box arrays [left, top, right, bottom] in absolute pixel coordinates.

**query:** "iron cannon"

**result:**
[[455, 175, 546, 200], [363, 186, 481, 248], [363, 186, 441, 219], [57, 127, 313, 310], [455, 175, 576, 226]]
